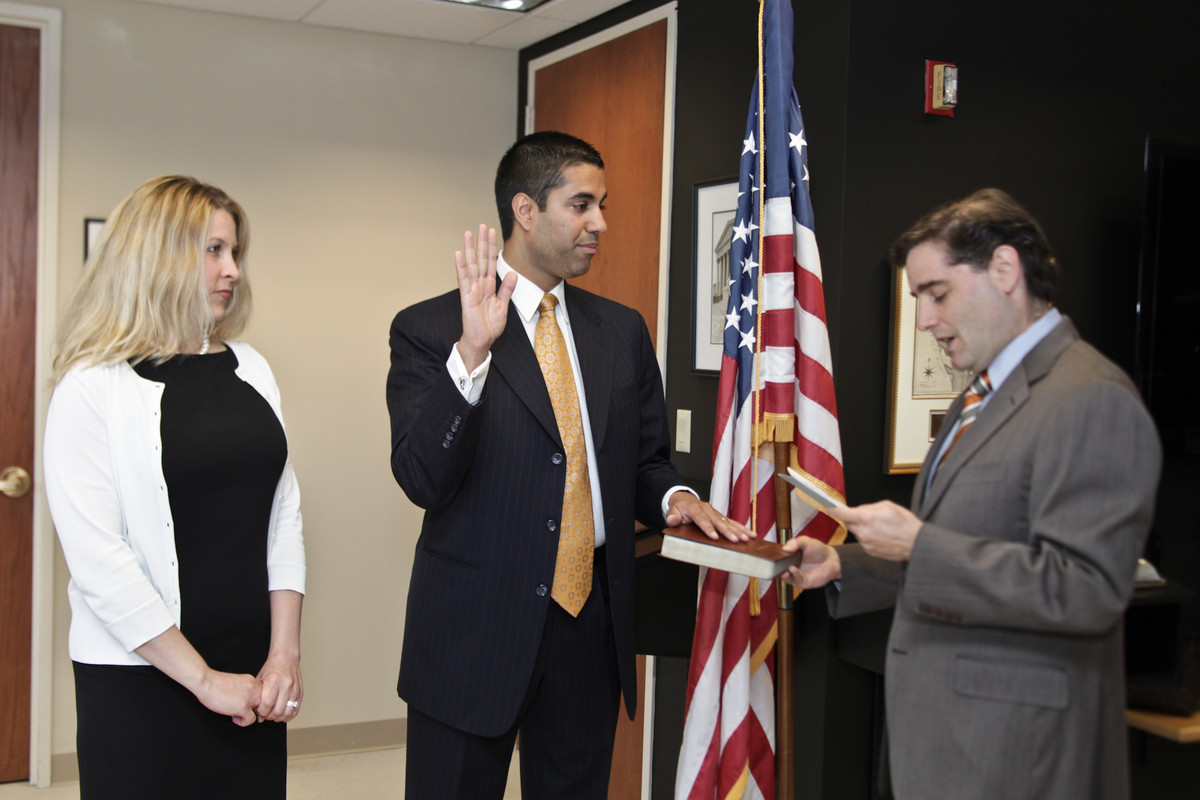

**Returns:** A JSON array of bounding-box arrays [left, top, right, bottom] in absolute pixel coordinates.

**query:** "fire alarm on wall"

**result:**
[[924, 60, 957, 116]]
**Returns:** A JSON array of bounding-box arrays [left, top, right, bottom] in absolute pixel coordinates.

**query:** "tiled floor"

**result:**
[[0, 748, 522, 798]]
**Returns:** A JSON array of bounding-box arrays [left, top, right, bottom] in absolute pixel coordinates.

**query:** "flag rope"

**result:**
[[748, 0, 770, 621]]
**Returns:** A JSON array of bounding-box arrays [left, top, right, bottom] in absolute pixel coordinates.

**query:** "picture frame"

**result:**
[[84, 218, 105, 262], [691, 178, 740, 373], [885, 265, 974, 473]]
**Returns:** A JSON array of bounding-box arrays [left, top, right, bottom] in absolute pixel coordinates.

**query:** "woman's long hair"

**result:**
[[53, 176, 253, 381]]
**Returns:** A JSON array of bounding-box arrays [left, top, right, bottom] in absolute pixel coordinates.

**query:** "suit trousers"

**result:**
[[405, 548, 621, 800]]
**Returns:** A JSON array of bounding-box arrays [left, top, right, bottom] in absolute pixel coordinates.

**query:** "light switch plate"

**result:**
[[676, 409, 692, 453]]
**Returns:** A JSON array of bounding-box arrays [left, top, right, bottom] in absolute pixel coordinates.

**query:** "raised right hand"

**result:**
[[456, 224, 516, 372]]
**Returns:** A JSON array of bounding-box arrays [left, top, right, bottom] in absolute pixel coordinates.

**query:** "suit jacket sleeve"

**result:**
[[625, 305, 686, 528], [387, 293, 480, 512], [826, 543, 905, 618]]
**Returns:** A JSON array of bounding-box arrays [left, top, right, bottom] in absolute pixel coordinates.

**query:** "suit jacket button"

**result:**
[[551, 452, 564, 465], [536, 584, 549, 597], [546, 519, 557, 532], [441, 440, 451, 449]]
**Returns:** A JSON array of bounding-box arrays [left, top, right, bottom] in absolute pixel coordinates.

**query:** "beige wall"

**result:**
[[45, 0, 517, 755]]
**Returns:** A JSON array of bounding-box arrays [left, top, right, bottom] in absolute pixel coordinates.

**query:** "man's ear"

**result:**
[[511, 193, 536, 233], [988, 244, 1023, 295]]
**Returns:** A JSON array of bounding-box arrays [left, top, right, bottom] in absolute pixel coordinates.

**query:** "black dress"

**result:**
[[74, 348, 289, 800]]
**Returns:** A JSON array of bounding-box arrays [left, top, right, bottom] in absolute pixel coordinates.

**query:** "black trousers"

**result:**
[[405, 550, 621, 800]]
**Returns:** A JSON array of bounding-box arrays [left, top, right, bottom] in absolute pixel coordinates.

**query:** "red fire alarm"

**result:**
[[924, 60, 957, 116]]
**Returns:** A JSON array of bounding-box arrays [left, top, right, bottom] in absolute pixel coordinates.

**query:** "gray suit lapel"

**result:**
[[917, 317, 1080, 516]]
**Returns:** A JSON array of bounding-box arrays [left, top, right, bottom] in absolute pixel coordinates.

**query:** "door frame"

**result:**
[[526, 2, 677, 376], [0, 1, 60, 788], [526, 7, 677, 798]]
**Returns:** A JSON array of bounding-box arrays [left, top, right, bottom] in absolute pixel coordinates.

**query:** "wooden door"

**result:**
[[531, 14, 670, 800], [0, 21, 40, 784], [532, 18, 667, 344]]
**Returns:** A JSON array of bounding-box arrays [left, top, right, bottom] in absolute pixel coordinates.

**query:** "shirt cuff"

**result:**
[[448, 344, 491, 405], [660, 485, 699, 520]]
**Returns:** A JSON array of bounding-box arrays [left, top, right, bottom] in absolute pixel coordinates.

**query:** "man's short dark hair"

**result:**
[[889, 188, 1060, 304], [494, 131, 604, 240]]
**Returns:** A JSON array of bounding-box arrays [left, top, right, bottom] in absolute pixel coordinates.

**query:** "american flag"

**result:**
[[675, 1, 845, 797]]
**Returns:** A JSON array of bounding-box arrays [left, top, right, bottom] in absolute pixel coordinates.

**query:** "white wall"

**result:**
[[46, 0, 517, 755]]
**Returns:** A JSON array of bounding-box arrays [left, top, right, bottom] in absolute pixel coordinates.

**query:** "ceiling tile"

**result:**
[[529, 0, 628, 24], [127, 0, 628, 49], [475, 15, 574, 49], [128, 0, 321, 22], [301, 0, 517, 44]]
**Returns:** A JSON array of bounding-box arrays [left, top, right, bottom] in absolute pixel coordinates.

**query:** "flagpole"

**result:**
[[756, 1, 795, 796], [766, 416, 796, 800]]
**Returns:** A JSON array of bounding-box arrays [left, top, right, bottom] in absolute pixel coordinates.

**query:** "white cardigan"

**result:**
[[44, 341, 305, 666]]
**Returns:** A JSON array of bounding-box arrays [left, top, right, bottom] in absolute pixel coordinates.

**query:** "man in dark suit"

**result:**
[[387, 131, 747, 799], [782, 189, 1160, 799]]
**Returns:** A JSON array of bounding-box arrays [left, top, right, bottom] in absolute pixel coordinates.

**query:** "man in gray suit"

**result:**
[[782, 188, 1160, 799]]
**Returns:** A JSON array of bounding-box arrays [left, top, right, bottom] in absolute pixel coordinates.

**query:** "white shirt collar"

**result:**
[[498, 251, 568, 326], [983, 307, 1062, 393]]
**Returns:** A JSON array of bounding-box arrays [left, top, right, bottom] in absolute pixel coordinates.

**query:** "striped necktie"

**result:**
[[534, 294, 593, 617], [940, 370, 992, 465]]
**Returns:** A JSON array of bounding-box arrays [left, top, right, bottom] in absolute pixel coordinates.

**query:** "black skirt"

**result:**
[[73, 662, 285, 800]]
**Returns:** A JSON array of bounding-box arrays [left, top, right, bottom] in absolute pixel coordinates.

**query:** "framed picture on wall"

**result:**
[[886, 265, 974, 473], [691, 178, 739, 373]]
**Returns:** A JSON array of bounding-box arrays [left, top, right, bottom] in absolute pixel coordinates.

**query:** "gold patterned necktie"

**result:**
[[940, 370, 992, 465], [534, 294, 594, 617]]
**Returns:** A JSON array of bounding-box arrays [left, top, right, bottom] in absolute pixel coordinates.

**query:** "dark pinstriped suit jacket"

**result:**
[[387, 282, 683, 737]]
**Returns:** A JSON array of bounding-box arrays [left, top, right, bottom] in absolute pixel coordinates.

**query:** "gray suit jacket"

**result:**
[[831, 318, 1161, 800]]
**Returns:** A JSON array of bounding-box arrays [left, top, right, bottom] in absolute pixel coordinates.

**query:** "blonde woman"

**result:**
[[44, 176, 304, 799]]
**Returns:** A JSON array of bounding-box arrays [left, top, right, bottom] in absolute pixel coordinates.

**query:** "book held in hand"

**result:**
[[780, 466, 844, 511], [660, 523, 800, 580]]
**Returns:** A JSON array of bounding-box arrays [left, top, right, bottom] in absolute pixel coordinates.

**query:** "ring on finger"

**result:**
[[286, 700, 300, 709]]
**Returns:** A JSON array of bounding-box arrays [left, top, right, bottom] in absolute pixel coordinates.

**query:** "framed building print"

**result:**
[[691, 179, 739, 373]]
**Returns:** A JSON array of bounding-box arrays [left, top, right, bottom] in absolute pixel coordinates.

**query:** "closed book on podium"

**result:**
[[660, 524, 799, 580]]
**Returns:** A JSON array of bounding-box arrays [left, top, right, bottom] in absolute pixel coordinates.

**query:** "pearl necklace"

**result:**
[[199, 334, 210, 355]]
